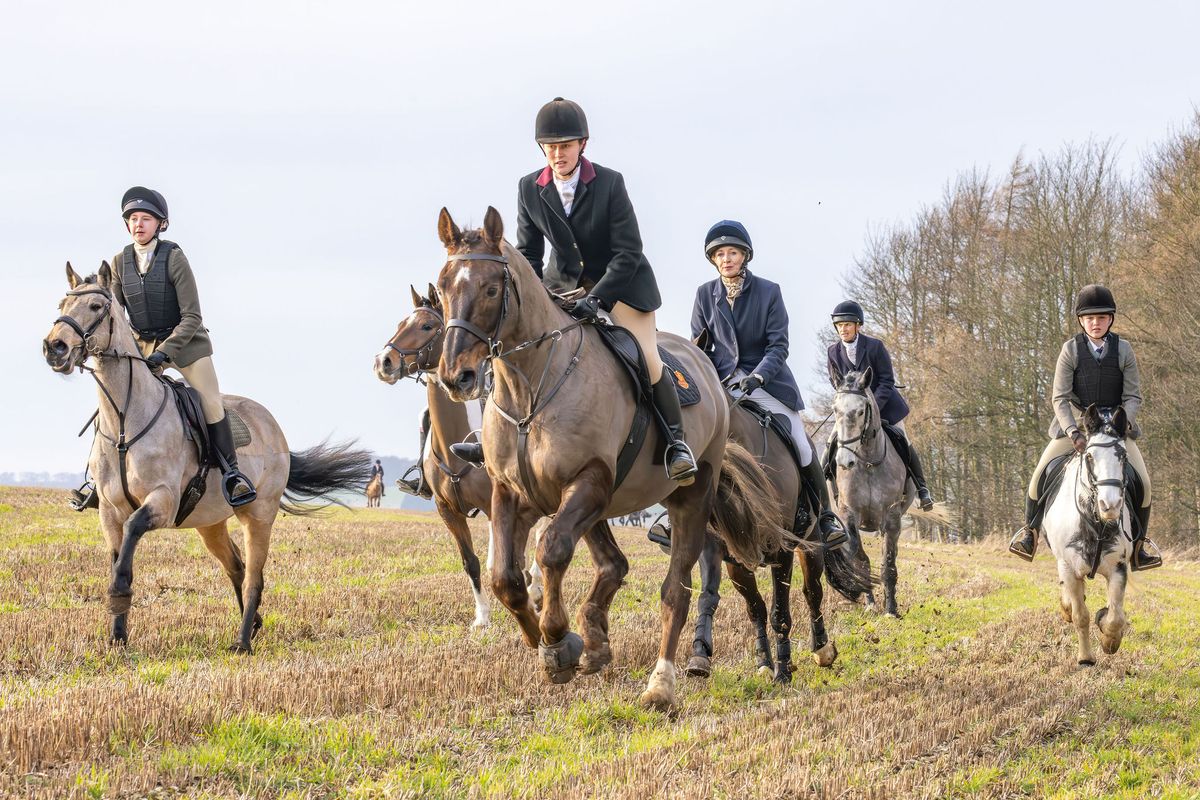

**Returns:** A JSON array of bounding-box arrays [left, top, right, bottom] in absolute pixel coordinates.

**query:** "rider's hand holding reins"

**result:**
[[1071, 429, 1087, 455], [738, 374, 764, 394], [567, 294, 603, 320], [145, 351, 168, 370]]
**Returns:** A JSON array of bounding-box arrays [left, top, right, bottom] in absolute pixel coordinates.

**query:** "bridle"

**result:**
[[383, 304, 445, 381], [1074, 423, 1129, 578], [55, 286, 114, 358], [834, 385, 886, 469]]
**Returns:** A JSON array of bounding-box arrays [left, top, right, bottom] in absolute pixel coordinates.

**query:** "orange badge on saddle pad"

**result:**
[[674, 370, 689, 390]]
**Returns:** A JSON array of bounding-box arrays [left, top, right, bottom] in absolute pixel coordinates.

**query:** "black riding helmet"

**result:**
[[1075, 284, 1117, 316], [121, 186, 169, 230], [704, 220, 753, 263], [831, 300, 865, 325], [535, 97, 589, 144]]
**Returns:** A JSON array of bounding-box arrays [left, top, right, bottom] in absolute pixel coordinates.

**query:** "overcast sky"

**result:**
[[3, 0, 1197, 473]]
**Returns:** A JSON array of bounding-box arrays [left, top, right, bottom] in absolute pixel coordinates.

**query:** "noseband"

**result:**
[[55, 286, 114, 357]]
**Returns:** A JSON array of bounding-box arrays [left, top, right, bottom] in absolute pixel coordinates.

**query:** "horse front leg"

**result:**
[[726, 558, 771, 677], [576, 519, 629, 675], [685, 531, 724, 678], [99, 503, 129, 644], [1058, 562, 1096, 666], [488, 484, 541, 648], [536, 464, 609, 684], [799, 548, 837, 667], [1096, 562, 1130, 655], [436, 499, 488, 629], [768, 549, 795, 683], [882, 514, 902, 618], [107, 487, 175, 642]]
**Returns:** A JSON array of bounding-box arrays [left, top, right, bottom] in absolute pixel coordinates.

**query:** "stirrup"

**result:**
[[664, 441, 698, 485], [647, 513, 672, 555], [396, 464, 429, 498], [917, 487, 934, 511], [1131, 539, 1162, 571], [222, 471, 257, 508], [818, 511, 848, 549], [69, 481, 99, 512], [1008, 526, 1037, 561]]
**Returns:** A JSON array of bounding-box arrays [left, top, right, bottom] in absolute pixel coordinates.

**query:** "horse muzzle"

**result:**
[[373, 349, 403, 385], [43, 336, 79, 374]]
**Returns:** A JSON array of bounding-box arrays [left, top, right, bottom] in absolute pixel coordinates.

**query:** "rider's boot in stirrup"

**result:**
[[209, 416, 257, 508], [905, 441, 935, 510], [1130, 504, 1162, 571], [69, 477, 99, 511], [397, 409, 433, 499], [653, 368, 698, 485], [1008, 496, 1040, 561], [800, 456, 847, 547]]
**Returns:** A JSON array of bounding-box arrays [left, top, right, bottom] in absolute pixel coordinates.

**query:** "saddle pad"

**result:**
[[227, 408, 252, 449], [661, 348, 700, 407], [593, 323, 701, 407]]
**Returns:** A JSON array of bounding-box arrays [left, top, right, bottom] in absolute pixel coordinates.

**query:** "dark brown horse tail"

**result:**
[[824, 543, 876, 600], [709, 441, 789, 568], [281, 439, 374, 516]]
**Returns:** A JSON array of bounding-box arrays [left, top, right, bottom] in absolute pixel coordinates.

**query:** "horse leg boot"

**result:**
[[397, 408, 433, 498], [686, 533, 723, 677], [209, 416, 256, 507], [800, 456, 847, 548], [1130, 504, 1162, 571], [652, 368, 698, 485], [1008, 496, 1042, 561]]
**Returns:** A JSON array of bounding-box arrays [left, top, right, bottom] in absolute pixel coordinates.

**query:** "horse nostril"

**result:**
[[455, 370, 476, 391], [53, 339, 68, 355]]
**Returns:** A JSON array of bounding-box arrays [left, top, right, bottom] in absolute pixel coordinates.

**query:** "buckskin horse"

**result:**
[[43, 264, 372, 652], [830, 369, 952, 617], [373, 288, 557, 628], [435, 207, 785, 710], [1041, 404, 1136, 666]]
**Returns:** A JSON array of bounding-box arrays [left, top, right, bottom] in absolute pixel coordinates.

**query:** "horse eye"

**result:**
[[421, 324, 433, 331], [89, 303, 103, 311], [486, 286, 499, 298]]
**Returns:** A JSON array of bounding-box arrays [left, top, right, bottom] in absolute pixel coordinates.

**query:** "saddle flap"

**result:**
[[592, 323, 700, 407]]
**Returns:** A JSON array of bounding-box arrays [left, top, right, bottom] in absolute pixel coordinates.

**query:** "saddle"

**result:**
[[591, 323, 700, 490], [737, 397, 819, 537]]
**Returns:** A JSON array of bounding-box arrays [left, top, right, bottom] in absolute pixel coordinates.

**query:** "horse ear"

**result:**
[[66, 262, 81, 288], [437, 207, 462, 250], [98, 261, 113, 289], [1112, 405, 1129, 436], [427, 282, 440, 308], [1082, 404, 1102, 435], [859, 366, 874, 389], [482, 206, 504, 248], [410, 285, 423, 309]]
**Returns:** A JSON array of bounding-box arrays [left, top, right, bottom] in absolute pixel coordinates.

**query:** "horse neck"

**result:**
[[92, 317, 162, 438], [427, 380, 471, 461]]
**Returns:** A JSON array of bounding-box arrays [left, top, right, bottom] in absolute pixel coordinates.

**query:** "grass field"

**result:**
[[1, 486, 1197, 799]]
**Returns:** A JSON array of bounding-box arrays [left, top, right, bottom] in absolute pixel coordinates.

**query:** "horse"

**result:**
[[373, 287, 555, 627], [685, 393, 874, 681], [435, 207, 785, 710], [830, 368, 951, 617], [1041, 404, 1135, 665], [365, 473, 384, 507], [43, 263, 373, 652]]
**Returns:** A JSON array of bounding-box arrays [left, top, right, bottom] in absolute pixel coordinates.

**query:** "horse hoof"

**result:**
[[773, 666, 792, 684], [638, 686, 675, 712], [885, 611, 902, 620], [1078, 658, 1096, 667], [107, 592, 133, 616], [684, 655, 711, 678], [579, 643, 613, 675], [813, 641, 838, 668], [1100, 637, 1121, 655], [539, 632, 583, 684], [229, 642, 253, 655], [756, 664, 774, 681]]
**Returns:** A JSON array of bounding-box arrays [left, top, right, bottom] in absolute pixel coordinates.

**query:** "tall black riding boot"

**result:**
[[208, 416, 257, 508], [1008, 496, 1041, 561], [1130, 504, 1162, 571], [904, 440, 934, 510], [397, 408, 433, 499], [652, 368, 698, 485], [799, 456, 847, 548]]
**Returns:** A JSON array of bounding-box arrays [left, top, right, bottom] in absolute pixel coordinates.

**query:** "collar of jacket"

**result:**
[[711, 268, 755, 301], [536, 156, 597, 188]]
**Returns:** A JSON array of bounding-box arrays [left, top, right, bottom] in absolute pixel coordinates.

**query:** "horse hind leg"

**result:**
[[727, 558, 772, 678], [576, 520, 629, 675], [799, 549, 837, 668], [1096, 562, 1130, 655], [196, 521, 257, 634], [769, 549, 795, 683], [685, 532, 723, 678], [230, 510, 275, 654]]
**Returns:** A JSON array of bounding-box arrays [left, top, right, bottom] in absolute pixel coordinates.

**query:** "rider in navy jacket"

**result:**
[[826, 300, 934, 510], [692, 221, 845, 544]]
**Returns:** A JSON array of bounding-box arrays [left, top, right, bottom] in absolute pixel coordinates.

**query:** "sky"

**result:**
[[2, 0, 1198, 473]]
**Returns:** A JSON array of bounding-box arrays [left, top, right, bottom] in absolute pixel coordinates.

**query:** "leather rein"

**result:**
[[1073, 425, 1129, 579]]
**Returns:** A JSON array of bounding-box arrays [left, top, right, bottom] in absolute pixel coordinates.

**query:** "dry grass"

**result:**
[[1, 486, 1197, 799]]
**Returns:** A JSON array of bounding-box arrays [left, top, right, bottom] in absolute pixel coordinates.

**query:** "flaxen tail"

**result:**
[[709, 441, 789, 568], [282, 439, 374, 516]]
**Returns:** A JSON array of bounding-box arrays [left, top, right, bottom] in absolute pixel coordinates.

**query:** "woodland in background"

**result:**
[[816, 113, 1200, 547]]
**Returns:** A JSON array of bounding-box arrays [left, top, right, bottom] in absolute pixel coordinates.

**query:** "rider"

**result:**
[[825, 301, 935, 511], [370, 459, 385, 496], [1008, 285, 1160, 570], [68, 186, 254, 510], [450, 97, 697, 484], [691, 220, 847, 546]]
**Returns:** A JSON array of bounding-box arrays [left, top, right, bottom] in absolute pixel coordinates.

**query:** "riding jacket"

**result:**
[[1049, 332, 1142, 440], [826, 333, 910, 425], [109, 239, 212, 368], [691, 270, 803, 411], [516, 157, 661, 312]]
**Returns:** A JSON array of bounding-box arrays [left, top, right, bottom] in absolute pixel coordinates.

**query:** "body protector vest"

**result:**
[[121, 240, 181, 340], [1073, 332, 1124, 409]]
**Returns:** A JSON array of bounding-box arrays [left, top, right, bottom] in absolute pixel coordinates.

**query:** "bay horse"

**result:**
[[831, 369, 951, 617], [373, 288, 550, 628], [436, 207, 785, 710], [1041, 404, 1135, 665], [686, 393, 873, 682], [43, 264, 373, 652], [365, 473, 383, 507]]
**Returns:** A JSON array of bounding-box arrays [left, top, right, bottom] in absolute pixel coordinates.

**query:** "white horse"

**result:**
[[1042, 404, 1135, 665]]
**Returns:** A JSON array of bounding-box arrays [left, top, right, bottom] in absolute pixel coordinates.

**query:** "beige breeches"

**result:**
[[610, 302, 665, 383], [1028, 436, 1150, 506], [136, 342, 226, 424]]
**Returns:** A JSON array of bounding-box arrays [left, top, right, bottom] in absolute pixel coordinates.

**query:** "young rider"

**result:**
[[826, 301, 935, 510], [1008, 285, 1160, 570]]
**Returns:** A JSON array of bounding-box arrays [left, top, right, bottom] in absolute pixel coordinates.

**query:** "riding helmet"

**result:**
[[704, 220, 754, 263], [121, 186, 169, 224], [1074, 284, 1117, 316], [535, 97, 589, 143], [831, 300, 865, 325]]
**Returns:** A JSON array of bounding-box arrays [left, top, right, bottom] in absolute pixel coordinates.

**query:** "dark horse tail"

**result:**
[[824, 542, 876, 600], [709, 441, 789, 568], [281, 439, 374, 516]]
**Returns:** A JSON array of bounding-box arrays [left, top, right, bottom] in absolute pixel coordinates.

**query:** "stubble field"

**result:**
[[0, 486, 1197, 799]]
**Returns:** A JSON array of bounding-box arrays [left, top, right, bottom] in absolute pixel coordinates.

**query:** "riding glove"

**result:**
[[145, 351, 168, 369], [1070, 429, 1087, 455], [568, 294, 603, 320], [738, 374, 764, 394]]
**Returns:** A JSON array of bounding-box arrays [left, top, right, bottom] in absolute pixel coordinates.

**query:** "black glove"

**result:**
[[568, 294, 603, 320], [1070, 429, 1087, 455], [145, 351, 168, 369], [738, 374, 763, 393]]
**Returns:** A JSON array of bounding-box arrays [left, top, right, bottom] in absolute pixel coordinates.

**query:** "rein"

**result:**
[[834, 386, 886, 469], [1073, 427, 1129, 579]]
